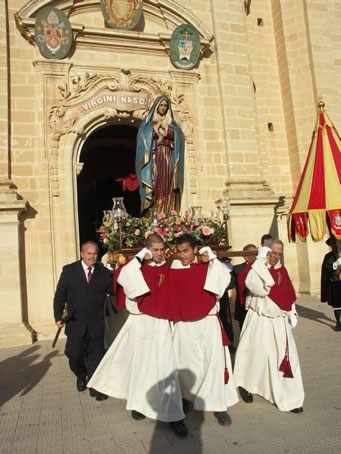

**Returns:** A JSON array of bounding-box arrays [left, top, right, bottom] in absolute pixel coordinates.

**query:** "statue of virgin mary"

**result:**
[[135, 96, 185, 216]]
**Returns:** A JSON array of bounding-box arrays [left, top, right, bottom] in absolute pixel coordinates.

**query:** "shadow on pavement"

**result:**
[[296, 303, 335, 330], [148, 369, 204, 453], [0, 345, 58, 408]]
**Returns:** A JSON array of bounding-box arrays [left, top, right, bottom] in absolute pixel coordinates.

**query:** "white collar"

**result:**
[[145, 260, 166, 267], [171, 257, 197, 269], [81, 261, 94, 272]]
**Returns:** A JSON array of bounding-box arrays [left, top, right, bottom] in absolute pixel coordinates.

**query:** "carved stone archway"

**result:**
[[46, 68, 199, 277], [48, 69, 198, 198]]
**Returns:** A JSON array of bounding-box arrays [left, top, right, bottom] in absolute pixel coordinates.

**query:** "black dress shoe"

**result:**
[[95, 392, 108, 401], [239, 387, 253, 403], [131, 410, 146, 420], [76, 377, 87, 392], [170, 420, 188, 437], [89, 388, 108, 401], [335, 322, 341, 332], [89, 387, 96, 397], [213, 411, 232, 426], [290, 407, 303, 413]]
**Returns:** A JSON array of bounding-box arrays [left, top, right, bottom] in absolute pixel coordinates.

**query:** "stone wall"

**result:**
[[0, 0, 340, 346]]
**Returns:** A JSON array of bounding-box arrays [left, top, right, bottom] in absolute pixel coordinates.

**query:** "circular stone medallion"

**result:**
[[170, 24, 201, 70], [35, 7, 73, 59], [100, 0, 143, 30]]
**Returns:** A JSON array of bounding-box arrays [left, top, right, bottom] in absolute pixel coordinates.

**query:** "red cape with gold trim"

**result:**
[[288, 101, 341, 241]]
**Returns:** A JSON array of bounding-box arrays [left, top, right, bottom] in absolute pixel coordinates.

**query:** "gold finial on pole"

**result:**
[[317, 96, 325, 111]]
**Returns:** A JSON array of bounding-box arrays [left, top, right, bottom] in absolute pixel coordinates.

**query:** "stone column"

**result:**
[[0, 2, 31, 346], [0, 180, 32, 347]]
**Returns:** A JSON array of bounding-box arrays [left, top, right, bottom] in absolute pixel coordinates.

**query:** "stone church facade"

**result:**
[[1, 0, 340, 346]]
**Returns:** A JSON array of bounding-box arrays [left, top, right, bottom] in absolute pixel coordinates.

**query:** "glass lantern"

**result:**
[[191, 206, 202, 224], [102, 210, 112, 224], [219, 197, 230, 220], [112, 197, 127, 222], [149, 208, 159, 228]]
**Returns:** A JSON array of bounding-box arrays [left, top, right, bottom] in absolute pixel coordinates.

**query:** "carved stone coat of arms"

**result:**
[[100, 0, 143, 29]]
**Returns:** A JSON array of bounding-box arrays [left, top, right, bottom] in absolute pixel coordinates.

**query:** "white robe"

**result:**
[[87, 258, 184, 422], [171, 258, 239, 411], [234, 259, 305, 411]]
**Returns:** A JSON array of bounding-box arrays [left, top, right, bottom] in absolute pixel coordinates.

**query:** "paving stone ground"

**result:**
[[1, 296, 341, 454]]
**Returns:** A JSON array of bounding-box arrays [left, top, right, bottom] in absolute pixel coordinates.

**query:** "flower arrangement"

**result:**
[[98, 210, 226, 252]]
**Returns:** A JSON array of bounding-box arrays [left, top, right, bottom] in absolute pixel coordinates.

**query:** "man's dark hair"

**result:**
[[146, 233, 164, 247], [272, 238, 284, 248], [175, 233, 197, 249], [243, 243, 257, 251], [81, 241, 99, 252], [261, 234, 273, 247]]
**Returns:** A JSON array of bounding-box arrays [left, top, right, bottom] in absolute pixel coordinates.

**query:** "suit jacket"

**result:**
[[232, 262, 248, 322], [54, 261, 114, 338], [321, 251, 341, 307]]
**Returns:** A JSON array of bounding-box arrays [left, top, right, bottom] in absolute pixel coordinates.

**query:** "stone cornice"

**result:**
[[33, 60, 72, 75], [32, 60, 201, 87], [15, 0, 213, 54], [0, 179, 27, 212], [227, 197, 281, 207], [223, 178, 278, 203]]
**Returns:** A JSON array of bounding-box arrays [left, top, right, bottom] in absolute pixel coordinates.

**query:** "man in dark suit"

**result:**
[[54, 241, 114, 400], [233, 243, 257, 331], [321, 235, 341, 331]]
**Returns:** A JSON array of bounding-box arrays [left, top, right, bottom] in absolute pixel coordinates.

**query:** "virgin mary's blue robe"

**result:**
[[135, 97, 185, 214]]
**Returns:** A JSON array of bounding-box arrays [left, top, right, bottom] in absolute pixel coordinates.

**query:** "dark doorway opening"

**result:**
[[77, 124, 140, 252]]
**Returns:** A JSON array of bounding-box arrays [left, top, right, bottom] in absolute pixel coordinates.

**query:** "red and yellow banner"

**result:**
[[289, 102, 341, 241]]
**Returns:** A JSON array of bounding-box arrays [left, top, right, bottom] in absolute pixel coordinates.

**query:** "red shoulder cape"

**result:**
[[268, 266, 296, 311], [136, 263, 171, 319], [115, 261, 220, 322], [113, 262, 171, 319], [166, 262, 217, 321]]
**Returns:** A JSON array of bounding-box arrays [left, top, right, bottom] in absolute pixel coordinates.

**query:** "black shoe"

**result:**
[[290, 407, 303, 413], [89, 387, 96, 397], [131, 410, 146, 420], [76, 377, 87, 392], [89, 388, 108, 401], [182, 399, 190, 414], [213, 411, 232, 426], [239, 387, 253, 403], [335, 322, 341, 332], [170, 420, 188, 438]]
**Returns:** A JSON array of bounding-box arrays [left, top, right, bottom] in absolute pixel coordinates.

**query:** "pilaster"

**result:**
[[0, 179, 33, 348], [211, 0, 266, 191]]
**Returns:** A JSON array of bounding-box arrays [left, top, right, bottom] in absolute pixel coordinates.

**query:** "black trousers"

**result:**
[[65, 329, 104, 380], [219, 292, 234, 344], [234, 299, 247, 331]]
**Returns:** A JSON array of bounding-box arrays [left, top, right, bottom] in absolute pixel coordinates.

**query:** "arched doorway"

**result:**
[[77, 124, 140, 251]]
